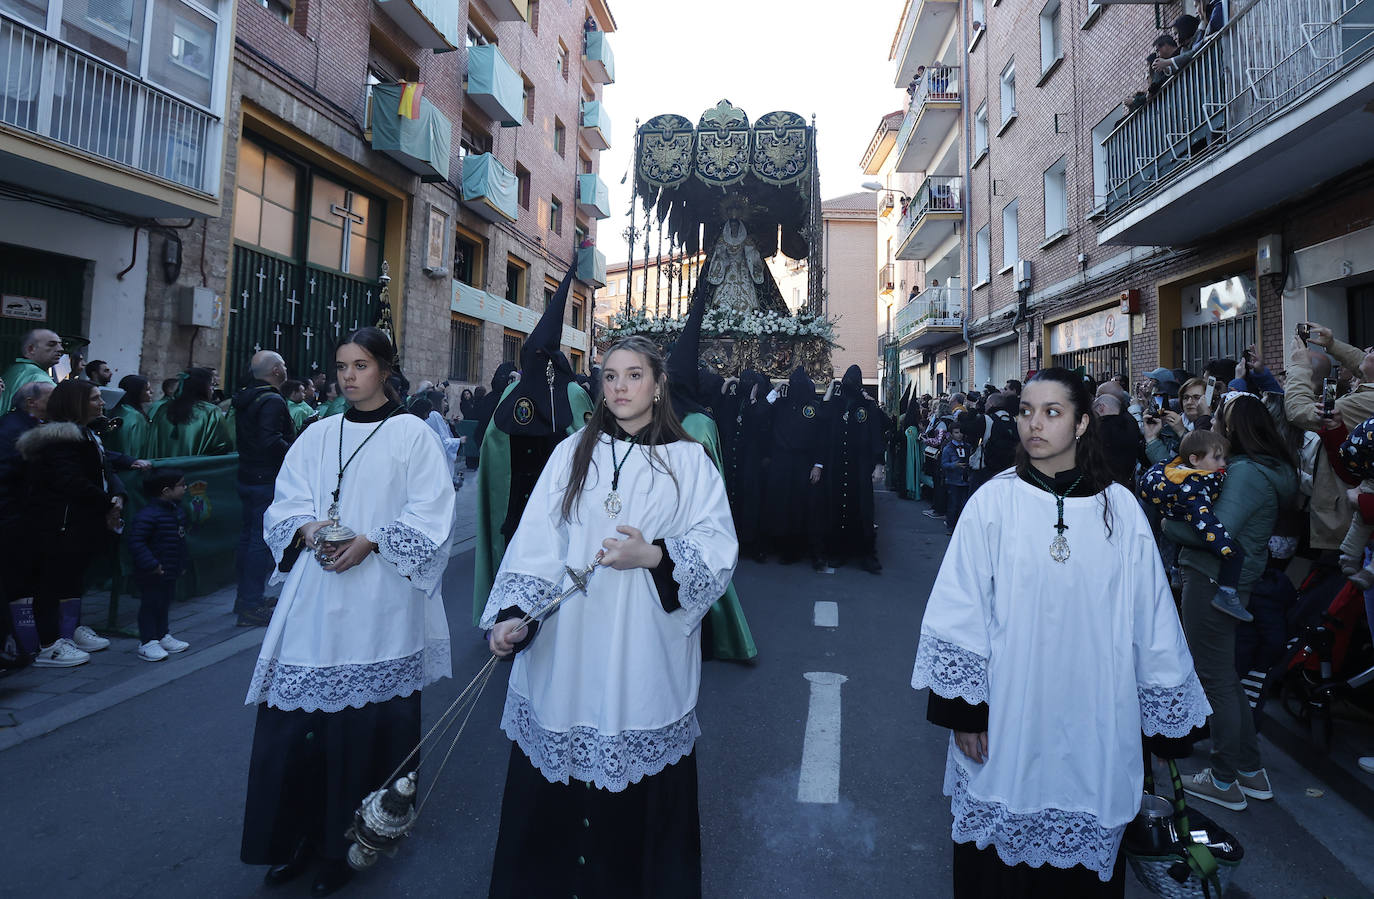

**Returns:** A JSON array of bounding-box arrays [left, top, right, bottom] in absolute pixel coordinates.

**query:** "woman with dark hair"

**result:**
[[1163, 393, 1295, 812], [15, 380, 127, 667], [104, 374, 153, 458], [147, 367, 232, 457], [240, 327, 455, 896], [482, 335, 736, 898], [458, 387, 475, 420], [912, 368, 1207, 897]]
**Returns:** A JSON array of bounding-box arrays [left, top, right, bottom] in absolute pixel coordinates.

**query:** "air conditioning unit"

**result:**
[[178, 286, 221, 328]]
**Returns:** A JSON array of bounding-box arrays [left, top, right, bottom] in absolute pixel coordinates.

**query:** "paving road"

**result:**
[[5, 492, 1373, 897]]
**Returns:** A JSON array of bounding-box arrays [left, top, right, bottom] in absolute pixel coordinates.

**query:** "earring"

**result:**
[[653, 393, 660, 404]]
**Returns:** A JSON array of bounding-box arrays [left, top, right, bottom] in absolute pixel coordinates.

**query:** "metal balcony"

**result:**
[[580, 100, 611, 150], [878, 263, 895, 295], [465, 44, 523, 127], [460, 152, 518, 222], [895, 176, 962, 262], [893, 65, 961, 173], [583, 30, 614, 84], [891, 0, 959, 89], [368, 84, 452, 182], [1100, 0, 1374, 246], [895, 285, 962, 350], [0, 14, 221, 217], [374, 0, 459, 50], [577, 246, 607, 287], [577, 172, 610, 219]]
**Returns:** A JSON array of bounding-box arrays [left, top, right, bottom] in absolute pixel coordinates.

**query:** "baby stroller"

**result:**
[[1276, 565, 1374, 750]]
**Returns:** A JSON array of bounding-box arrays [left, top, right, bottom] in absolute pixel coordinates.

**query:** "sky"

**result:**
[[595, 0, 907, 267]]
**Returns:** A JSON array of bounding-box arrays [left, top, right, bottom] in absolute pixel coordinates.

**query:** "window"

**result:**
[[976, 225, 990, 284], [548, 196, 563, 234], [453, 230, 484, 287], [449, 315, 480, 382], [999, 61, 1016, 125], [522, 75, 534, 123], [974, 103, 988, 157], [502, 329, 522, 363], [307, 175, 383, 277], [1040, 0, 1062, 74], [1090, 112, 1115, 212], [556, 40, 569, 80], [553, 118, 566, 156], [569, 349, 583, 374], [1043, 157, 1068, 237], [544, 283, 557, 311], [580, 153, 593, 174], [460, 119, 492, 156], [970, 0, 985, 32], [506, 256, 528, 305], [465, 18, 495, 47], [516, 164, 531, 210], [1001, 199, 1019, 271], [569, 295, 585, 329], [257, 0, 290, 24], [234, 140, 299, 257]]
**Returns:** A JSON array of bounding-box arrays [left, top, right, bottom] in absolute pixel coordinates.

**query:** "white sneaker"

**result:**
[[159, 634, 189, 654], [71, 625, 110, 652], [33, 639, 91, 668], [138, 640, 168, 662]]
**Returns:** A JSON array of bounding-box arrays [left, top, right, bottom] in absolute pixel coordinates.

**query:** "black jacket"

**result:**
[[232, 381, 294, 485], [16, 421, 124, 544], [128, 498, 188, 576], [0, 409, 40, 529]]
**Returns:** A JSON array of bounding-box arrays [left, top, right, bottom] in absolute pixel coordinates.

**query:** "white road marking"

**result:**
[[798, 672, 849, 804], [813, 601, 839, 628]]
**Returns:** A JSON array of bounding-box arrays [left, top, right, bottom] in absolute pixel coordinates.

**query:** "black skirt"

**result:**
[[952, 840, 1126, 899], [241, 694, 421, 864], [489, 743, 701, 899]]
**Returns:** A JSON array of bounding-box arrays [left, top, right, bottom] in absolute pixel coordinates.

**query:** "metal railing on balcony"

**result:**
[[894, 285, 961, 339], [878, 192, 894, 216], [878, 263, 895, 295], [1103, 0, 1374, 214], [911, 64, 960, 109], [899, 176, 962, 230], [0, 15, 218, 194]]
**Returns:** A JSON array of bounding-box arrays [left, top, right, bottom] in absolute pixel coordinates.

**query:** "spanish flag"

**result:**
[[398, 81, 425, 119]]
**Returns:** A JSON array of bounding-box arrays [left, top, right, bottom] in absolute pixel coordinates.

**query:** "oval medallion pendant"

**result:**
[[604, 491, 622, 518], [1050, 534, 1071, 564]]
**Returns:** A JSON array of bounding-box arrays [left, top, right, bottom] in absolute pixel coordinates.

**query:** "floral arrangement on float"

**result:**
[[601, 307, 838, 380]]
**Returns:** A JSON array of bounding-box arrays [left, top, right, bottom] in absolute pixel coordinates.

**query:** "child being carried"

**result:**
[[1140, 429, 1251, 622]]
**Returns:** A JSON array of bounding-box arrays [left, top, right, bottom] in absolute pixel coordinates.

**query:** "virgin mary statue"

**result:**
[[705, 219, 767, 313]]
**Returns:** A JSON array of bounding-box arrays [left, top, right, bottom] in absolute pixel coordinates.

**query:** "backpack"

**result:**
[[968, 416, 993, 471]]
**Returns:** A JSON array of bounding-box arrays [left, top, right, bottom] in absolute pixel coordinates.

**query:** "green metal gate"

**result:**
[[226, 245, 380, 388], [0, 242, 86, 360]]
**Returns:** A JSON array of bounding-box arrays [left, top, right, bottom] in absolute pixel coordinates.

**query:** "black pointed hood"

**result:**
[[787, 366, 815, 410], [666, 276, 709, 419], [493, 266, 577, 436], [489, 361, 517, 394], [841, 364, 865, 407]]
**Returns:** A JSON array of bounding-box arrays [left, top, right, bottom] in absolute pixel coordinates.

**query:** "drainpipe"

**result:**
[[961, 13, 974, 378]]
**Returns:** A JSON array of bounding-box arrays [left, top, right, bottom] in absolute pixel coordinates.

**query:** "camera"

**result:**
[[1322, 377, 1338, 416], [1297, 322, 1311, 342]]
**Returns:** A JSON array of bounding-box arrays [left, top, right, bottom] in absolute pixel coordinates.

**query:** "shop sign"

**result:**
[[1, 295, 47, 322], [1049, 307, 1122, 354]]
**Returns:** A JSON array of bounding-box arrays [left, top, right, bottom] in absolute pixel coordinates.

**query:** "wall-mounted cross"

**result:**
[[272, 323, 283, 349], [302, 326, 315, 350], [286, 291, 300, 324], [277, 272, 286, 291], [255, 269, 267, 292], [326, 300, 338, 322], [333, 319, 341, 336], [329, 191, 367, 272], [309, 275, 317, 295]]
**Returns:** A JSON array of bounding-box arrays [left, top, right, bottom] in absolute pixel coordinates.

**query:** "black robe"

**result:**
[[762, 370, 826, 560], [714, 373, 771, 548], [825, 390, 886, 559]]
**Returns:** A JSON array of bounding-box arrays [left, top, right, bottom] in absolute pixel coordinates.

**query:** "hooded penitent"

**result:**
[[492, 267, 578, 437], [666, 276, 712, 420]]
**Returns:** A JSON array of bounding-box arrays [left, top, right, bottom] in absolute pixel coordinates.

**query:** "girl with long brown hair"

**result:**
[[482, 335, 737, 898]]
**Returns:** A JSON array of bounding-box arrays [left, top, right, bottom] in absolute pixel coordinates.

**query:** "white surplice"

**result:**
[[480, 430, 738, 791], [911, 472, 1210, 881], [246, 410, 456, 712]]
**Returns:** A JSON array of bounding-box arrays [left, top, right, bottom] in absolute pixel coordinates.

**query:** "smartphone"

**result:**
[[1152, 394, 1164, 413], [1204, 375, 1216, 409], [1322, 378, 1338, 415], [1297, 322, 1311, 342]]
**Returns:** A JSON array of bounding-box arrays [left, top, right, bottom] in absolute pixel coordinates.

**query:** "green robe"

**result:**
[[104, 405, 151, 459], [0, 358, 55, 414], [288, 400, 314, 433], [680, 411, 758, 663], [318, 396, 348, 418], [146, 401, 233, 458], [473, 381, 593, 627], [906, 426, 924, 495], [146, 397, 169, 421]]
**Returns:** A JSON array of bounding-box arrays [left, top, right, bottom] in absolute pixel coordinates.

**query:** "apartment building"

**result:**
[[0, 0, 238, 377], [962, 0, 1374, 386], [0, 0, 614, 391]]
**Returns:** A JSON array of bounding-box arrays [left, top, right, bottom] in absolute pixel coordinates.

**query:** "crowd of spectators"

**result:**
[[1123, 0, 1228, 114]]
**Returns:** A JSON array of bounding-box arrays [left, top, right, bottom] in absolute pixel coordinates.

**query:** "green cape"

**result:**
[[0, 358, 55, 414], [105, 405, 150, 459], [318, 396, 348, 418], [473, 381, 594, 626], [147, 400, 233, 458], [288, 400, 314, 432], [680, 411, 758, 662]]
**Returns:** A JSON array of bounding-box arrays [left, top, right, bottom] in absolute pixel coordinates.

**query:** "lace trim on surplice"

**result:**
[[245, 637, 450, 712], [1138, 671, 1211, 737], [479, 571, 560, 629], [911, 632, 989, 704], [366, 521, 447, 593]]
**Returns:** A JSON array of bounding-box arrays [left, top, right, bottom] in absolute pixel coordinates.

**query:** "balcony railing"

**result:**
[[583, 30, 614, 84], [912, 64, 960, 108], [460, 152, 518, 222], [577, 246, 607, 287], [369, 83, 452, 182], [1103, 0, 1374, 217], [374, 0, 459, 50], [465, 44, 523, 127], [894, 65, 961, 173], [894, 285, 961, 339], [580, 99, 611, 150], [878, 263, 895, 295], [879, 192, 895, 216], [892, 0, 959, 89], [0, 15, 219, 196], [577, 172, 610, 219]]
